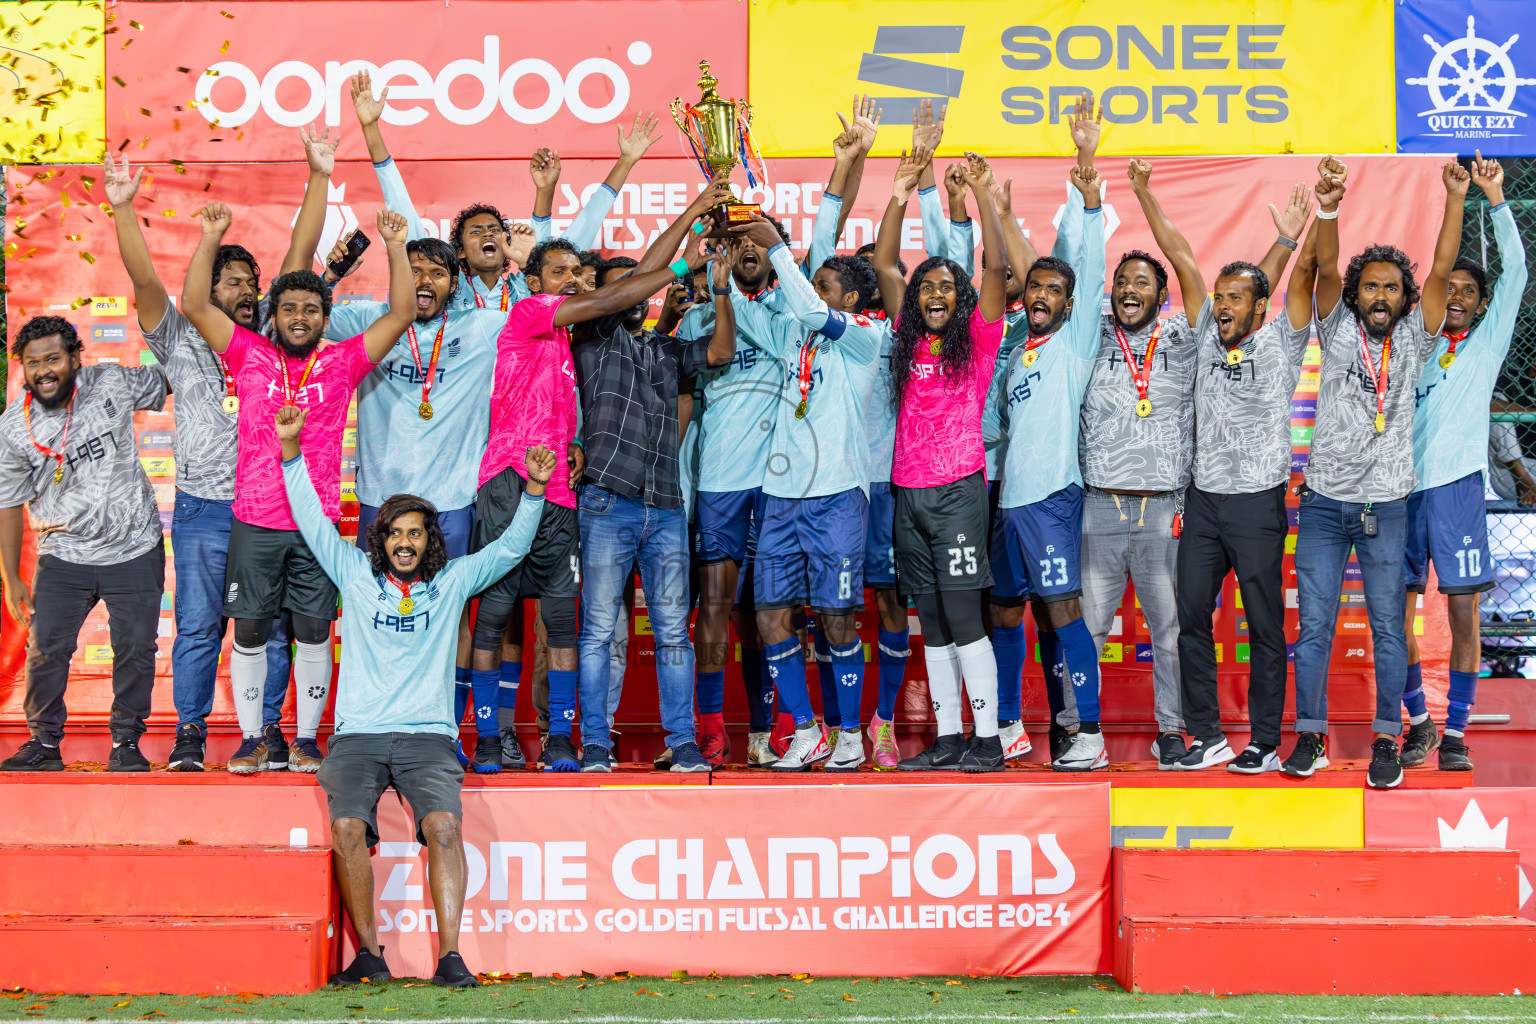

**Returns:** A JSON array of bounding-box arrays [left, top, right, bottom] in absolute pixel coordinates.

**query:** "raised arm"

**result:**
[[1068, 93, 1101, 171], [552, 247, 705, 329], [705, 241, 739, 368], [1256, 183, 1314, 301], [104, 156, 169, 336], [831, 95, 880, 243], [873, 144, 932, 319], [1313, 155, 1348, 318], [182, 203, 237, 353], [459, 446, 553, 594], [1471, 153, 1528, 345], [1419, 162, 1472, 335], [963, 153, 1007, 322], [351, 72, 428, 242], [1287, 210, 1323, 331], [632, 176, 732, 275], [277, 406, 368, 586], [361, 210, 418, 362], [279, 125, 341, 275], [530, 148, 560, 225], [1126, 159, 1206, 312]]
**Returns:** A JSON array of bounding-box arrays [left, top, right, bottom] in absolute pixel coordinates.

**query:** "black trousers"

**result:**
[[25, 545, 165, 744], [1174, 484, 1289, 747]]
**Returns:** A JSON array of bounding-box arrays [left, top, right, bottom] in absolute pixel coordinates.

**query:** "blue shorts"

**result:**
[[864, 481, 897, 588], [357, 503, 475, 561], [754, 488, 869, 614], [994, 483, 1084, 603], [1405, 472, 1494, 594], [695, 488, 763, 566], [989, 481, 1027, 603]]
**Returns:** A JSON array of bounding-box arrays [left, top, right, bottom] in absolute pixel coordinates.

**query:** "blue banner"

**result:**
[[1397, 0, 1536, 154]]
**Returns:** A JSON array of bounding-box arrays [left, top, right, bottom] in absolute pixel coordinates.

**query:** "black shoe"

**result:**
[[168, 724, 205, 772], [500, 726, 526, 769], [669, 740, 713, 773], [263, 724, 290, 770], [330, 947, 392, 986], [542, 733, 579, 772], [1, 738, 64, 772], [1367, 736, 1404, 789], [472, 733, 503, 774], [959, 735, 1005, 773], [108, 739, 152, 773], [432, 950, 480, 989], [898, 733, 965, 771], [580, 743, 612, 773], [1280, 732, 1329, 779], [1226, 743, 1279, 774], [1175, 735, 1234, 771], [1438, 735, 1474, 771], [1049, 724, 1074, 763], [1152, 733, 1188, 770], [1400, 718, 1440, 768]]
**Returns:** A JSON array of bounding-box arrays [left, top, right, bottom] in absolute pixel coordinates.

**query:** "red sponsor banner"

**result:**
[[359, 782, 1110, 977], [1366, 789, 1536, 921], [108, 0, 747, 163]]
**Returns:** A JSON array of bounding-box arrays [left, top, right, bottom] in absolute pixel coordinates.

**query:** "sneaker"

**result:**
[[1227, 743, 1280, 774], [500, 727, 526, 769], [1279, 732, 1329, 779], [1367, 736, 1404, 790], [868, 714, 899, 769], [746, 731, 777, 767], [262, 725, 290, 771], [697, 714, 730, 766], [768, 711, 796, 758], [669, 741, 713, 773], [1438, 735, 1473, 771], [652, 746, 674, 770], [1152, 733, 1187, 770], [227, 735, 266, 775], [773, 723, 831, 772], [1400, 719, 1440, 768], [168, 724, 205, 772], [999, 721, 1032, 762], [960, 734, 1006, 773], [825, 727, 865, 772], [580, 744, 612, 772], [289, 737, 324, 773], [898, 733, 965, 771], [1049, 724, 1074, 763], [1, 738, 64, 772], [542, 734, 579, 773], [108, 739, 152, 772], [1053, 730, 1108, 772], [431, 950, 479, 989], [825, 725, 840, 752], [329, 946, 391, 986], [471, 733, 503, 774], [455, 739, 471, 768], [1175, 735, 1233, 771]]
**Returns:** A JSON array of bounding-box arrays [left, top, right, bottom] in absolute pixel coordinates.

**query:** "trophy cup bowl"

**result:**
[[671, 59, 763, 235]]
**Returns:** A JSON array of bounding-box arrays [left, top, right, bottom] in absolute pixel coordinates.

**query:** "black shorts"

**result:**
[[472, 465, 580, 607], [316, 732, 464, 848], [224, 518, 340, 621], [893, 471, 993, 595]]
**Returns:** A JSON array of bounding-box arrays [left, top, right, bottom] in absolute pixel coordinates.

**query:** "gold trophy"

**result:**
[[670, 59, 765, 233]]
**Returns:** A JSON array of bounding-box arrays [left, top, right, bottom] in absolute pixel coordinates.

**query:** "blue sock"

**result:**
[[813, 627, 838, 723], [547, 669, 579, 737], [741, 647, 772, 731], [829, 639, 865, 731], [696, 669, 726, 715], [470, 669, 500, 736], [454, 667, 472, 725], [875, 628, 909, 721], [497, 660, 521, 730], [1056, 617, 1100, 723], [1402, 661, 1428, 722], [992, 622, 1025, 722], [766, 636, 813, 726], [1038, 628, 1065, 723], [1446, 670, 1477, 736]]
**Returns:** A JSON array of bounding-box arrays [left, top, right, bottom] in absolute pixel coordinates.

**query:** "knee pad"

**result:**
[[233, 618, 272, 649], [542, 595, 578, 649], [289, 614, 332, 647], [472, 600, 515, 652]]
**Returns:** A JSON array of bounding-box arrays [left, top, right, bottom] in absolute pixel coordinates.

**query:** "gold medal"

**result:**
[[1374, 413, 1386, 433], [1439, 351, 1456, 370], [1227, 348, 1244, 366], [1136, 398, 1153, 418], [399, 597, 414, 615], [53, 466, 63, 484], [1021, 349, 1038, 368], [419, 401, 433, 421], [222, 395, 239, 415], [928, 339, 942, 356], [795, 400, 807, 419]]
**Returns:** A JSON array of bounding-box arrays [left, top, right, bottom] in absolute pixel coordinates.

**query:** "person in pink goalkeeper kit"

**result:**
[[180, 202, 417, 775], [873, 148, 1008, 773]]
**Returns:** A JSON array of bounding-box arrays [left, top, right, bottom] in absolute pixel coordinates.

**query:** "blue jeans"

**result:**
[[170, 492, 290, 731], [1292, 488, 1408, 736], [577, 486, 694, 752]]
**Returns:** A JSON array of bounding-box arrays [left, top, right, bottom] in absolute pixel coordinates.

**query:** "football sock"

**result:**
[[955, 636, 999, 738], [293, 640, 332, 740], [875, 627, 909, 721], [992, 621, 1025, 723]]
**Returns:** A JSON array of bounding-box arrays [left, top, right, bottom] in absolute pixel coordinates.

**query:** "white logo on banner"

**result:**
[[295, 179, 358, 264], [1437, 798, 1532, 909], [1405, 14, 1536, 140]]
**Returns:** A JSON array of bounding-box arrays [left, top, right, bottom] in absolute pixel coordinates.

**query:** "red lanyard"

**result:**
[[1020, 330, 1055, 367], [923, 332, 943, 357], [406, 319, 445, 420], [473, 278, 510, 312], [215, 352, 238, 414], [1441, 328, 1468, 370], [23, 391, 72, 484], [1113, 320, 1161, 417], [1357, 324, 1392, 433], [1006, 298, 1025, 315], [795, 335, 820, 419], [388, 573, 417, 615], [278, 348, 321, 406]]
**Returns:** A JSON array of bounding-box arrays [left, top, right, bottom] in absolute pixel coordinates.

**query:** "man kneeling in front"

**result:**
[[275, 405, 552, 987]]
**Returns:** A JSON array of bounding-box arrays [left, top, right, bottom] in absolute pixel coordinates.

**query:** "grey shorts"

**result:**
[[316, 732, 465, 847]]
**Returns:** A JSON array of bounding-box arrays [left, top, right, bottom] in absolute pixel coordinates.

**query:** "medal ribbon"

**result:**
[[278, 348, 321, 406], [215, 352, 237, 405], [1357, 323, 1392, 428], [472, 278, 511, 312], [23, 391, 71, 481], [798, 335, 821, 413], [1444, 328, 1469, 359], [387, 572, 415, 612], [1023, 329, 1057, 356], [406, 319, 446, 411], [1005, 298, 1025, 315], [1113, 320, 1162, 405]]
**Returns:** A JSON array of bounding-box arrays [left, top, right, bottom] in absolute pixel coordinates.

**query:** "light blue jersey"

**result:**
[[983, 307, 1031, 479], [325, 303, 504, 511], [998, 200, 1106, 509], [733, 244, 884, 499], [866, 325, 897, 485], [919, 185, 974, 277], [1413, 202, 1528, 492], [282, 453, 541, 736], [531, 183, 618, 250]]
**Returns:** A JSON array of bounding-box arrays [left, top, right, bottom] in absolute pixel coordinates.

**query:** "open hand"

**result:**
[[892, 144, 933, 203], [506, 222, 536, 269], [617, 112, 663, 163], [1069, 93, 1102, 156], [911, 97, 946, 153], [1268, 182, 1314, 240], [103, 154, 144, 208], [301, 123, 340, 176], [350, 71, 386, 127]]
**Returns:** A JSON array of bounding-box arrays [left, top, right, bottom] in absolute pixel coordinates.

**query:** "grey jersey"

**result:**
[[1193, 299, 1312, 493], [142, 303, 240, 500], [1308, 301, 1441, 504], [0, 364, 169, 565], [1079, 310, 1200, 492]]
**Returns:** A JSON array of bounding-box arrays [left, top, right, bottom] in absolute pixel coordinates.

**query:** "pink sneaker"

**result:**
[[869, 713, 899, 769]]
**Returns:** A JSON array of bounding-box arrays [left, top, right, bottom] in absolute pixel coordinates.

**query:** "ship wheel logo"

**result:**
[[1406, 15, 1536, 122]]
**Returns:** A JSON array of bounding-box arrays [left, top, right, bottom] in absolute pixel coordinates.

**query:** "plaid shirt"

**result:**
[[572, 313, 711, 509]]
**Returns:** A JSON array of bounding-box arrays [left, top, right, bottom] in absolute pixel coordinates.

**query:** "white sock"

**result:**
[[955, 637, 999, 738], [293, 640, 333, 740], [923, 643, 963, 736], [230, 643, 267, 738], [1410, 712, 1430, 725]]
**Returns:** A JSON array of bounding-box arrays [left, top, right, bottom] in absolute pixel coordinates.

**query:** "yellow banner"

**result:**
[[1112, 787, 1364, 849], [0, 1, 105, 164], [748, 0, 1394, 157]]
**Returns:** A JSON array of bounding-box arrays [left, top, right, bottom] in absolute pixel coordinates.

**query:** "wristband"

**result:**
[[1276, 235, 1298, 251], [669, 257, 691, 279], [1315, 209, 1339, 220], [712, 287, 731, 296]]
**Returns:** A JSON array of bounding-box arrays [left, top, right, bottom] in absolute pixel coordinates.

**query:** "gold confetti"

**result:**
[[219, 39, 229, 53], [219, 9, 236, 17], [169, 159, 185, 174], [121, 38, 133, 50], [65, 233, 80, 241], [138, 108, 150, 117], [129, 19, 144, 30], [60, 192, 71, 207], [112, 75, 126, 87], [79, 251, 96, 264], [161, 210, 176, 217]]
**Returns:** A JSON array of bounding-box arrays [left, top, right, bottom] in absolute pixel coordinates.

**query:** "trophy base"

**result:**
[[705, 201, 763, 236]]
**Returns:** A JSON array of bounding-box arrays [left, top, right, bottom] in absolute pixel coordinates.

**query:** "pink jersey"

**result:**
[[891, 306, 1006, 489], [479, 293, 578, 508], [225, 325, 378, 529]]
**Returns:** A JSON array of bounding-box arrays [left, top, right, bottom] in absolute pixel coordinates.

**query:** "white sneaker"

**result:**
[[1051, 730, 1108, 772], [772, 722, 830, 772], [999, 721, 1032, 761], [747, 731, 777, 767], [825, 727, 865, 772], [1174, 735, 1234, 771]]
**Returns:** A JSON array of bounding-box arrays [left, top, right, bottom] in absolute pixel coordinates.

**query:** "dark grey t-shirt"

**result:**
[[142, 303, 241, 501]]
